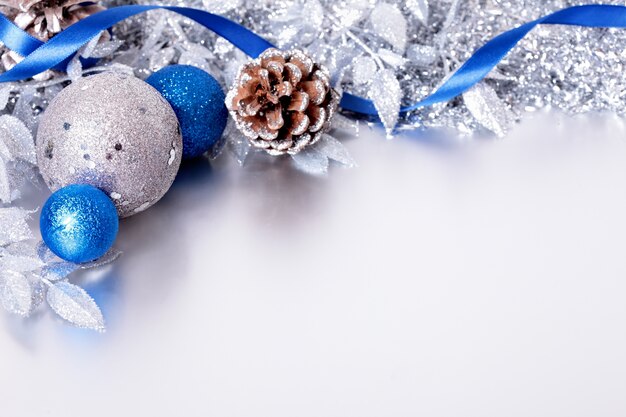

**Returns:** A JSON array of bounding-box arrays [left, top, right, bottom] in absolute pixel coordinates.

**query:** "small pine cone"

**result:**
[[0, 0, 105, 41], [226, 48, 340, 156], [0, 0, 106, 79]]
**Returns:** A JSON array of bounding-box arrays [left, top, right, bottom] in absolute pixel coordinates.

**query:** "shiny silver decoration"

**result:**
[[463, 82, 515, 138], [369, 68, 401, 137], [0, 115, 36, 203], [46, 280, 105, 331], [0, 207, 33, 246], [36, 72, 183, 218]]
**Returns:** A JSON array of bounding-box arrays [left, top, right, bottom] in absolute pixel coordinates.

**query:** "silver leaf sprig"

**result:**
[[0, 207, 119, 331], [0, 115, 36, 203]]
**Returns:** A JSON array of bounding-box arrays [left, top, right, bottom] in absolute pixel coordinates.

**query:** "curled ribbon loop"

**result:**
[[0, 4, 626, 117]]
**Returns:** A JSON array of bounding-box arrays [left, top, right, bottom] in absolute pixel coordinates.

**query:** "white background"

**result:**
[[2, 111, 626, 416]]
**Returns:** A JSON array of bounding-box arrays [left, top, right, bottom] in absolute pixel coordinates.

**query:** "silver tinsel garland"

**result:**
[[117, 0, 626, 136], [2, 0, 626, 329]]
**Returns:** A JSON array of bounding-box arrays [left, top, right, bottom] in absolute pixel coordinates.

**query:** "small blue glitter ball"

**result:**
[[40, 184, 119, 263], [147, 65, 228, 159]]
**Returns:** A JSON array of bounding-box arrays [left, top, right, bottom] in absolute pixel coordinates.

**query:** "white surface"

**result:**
[[2, 111, 626, 416]]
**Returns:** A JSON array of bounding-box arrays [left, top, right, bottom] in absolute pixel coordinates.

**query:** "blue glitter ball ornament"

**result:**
[[40, 184, 119, 263], [147, 65, 228, 159]]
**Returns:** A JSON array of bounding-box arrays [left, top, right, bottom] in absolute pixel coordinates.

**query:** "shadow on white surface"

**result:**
[[1, 111, 626, 417]]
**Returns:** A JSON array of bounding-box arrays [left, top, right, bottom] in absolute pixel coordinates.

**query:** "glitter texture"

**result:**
[[3, 1, 626, 142], [0, 207, 33, 246], [40, 184, 119, 263], [147, 64, 228, 159], [46, 280, 105, 331], [36, 72, 183, 217]]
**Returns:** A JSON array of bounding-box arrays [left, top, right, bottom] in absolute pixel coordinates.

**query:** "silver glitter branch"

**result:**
[[0, 217, 120, 331]]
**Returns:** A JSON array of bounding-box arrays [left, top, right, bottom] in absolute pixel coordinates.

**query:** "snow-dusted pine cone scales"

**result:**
[[226, 48, 340, 156], [0, 0, 105, 76], [0, 0, 105, 41]]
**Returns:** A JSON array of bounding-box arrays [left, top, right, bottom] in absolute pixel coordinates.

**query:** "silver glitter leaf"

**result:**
[[331, 113, 360, 135], [0, 271, 32, 317], [0, 115, 36, 164], [149, 46, 176, 72], [37, 241, 56, 263], [0, 208, 33, 246], [66, 56, 83, 81], [40, 262, 79, 282], [0, 254, 44, 273], [331, 0, 372, 27], [291, 146, 329, 175], [316, 134, 357, 167], [407, 44, 438, 67], [227, 117, 251, 166], [89, 40, 125, 59], [0, 159, 11, 203], [406, 0, 429, 25], [378, 48, 407, 68], [369, 68, 401, 137], [46, 281, 105, 331], [228, 137, 251, 166], [463, 82, 514, 137], [370, 3, 407, 53], [178, 45, 216, 74], [0, 85, 12, 111], [79, 35, 102, 60], [0, 135, 10, 161], [352, 55, 378, 86], [3, 241, 34, 256]]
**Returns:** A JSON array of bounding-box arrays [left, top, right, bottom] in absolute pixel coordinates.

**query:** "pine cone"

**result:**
[[0, 0, 105, 41], [226, 48, 340, 156], [0, 0, 105, 78]]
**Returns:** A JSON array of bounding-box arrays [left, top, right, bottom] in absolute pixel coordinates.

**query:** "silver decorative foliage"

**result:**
[[463, 82, 514, 137], [4, 0, 626, 142], [407, 0, 429, 25], [290, 133, 357, 175], [369, 3, 408, 53], [0, 208, 32, 246], [0, 271, 33, 316], [0, 115, 36, 203], [0, 207, 117, 330], [46, 280, 105, 331], [370, 68, 401, 137]]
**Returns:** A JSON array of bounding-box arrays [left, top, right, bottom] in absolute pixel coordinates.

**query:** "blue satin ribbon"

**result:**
[[0, 4, 625, 117]]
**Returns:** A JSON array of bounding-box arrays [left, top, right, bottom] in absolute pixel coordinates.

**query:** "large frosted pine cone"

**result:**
[[226, 48, 340, 156]]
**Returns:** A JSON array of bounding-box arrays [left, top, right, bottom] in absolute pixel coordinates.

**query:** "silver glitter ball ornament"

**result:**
[[36, 72, 183, 218]]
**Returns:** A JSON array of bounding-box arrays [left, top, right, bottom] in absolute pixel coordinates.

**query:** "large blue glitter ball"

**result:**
[[40, 184, 119, 263], [147, 65, 228, 159]]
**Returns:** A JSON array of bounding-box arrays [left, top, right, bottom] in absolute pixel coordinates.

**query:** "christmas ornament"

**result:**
[[226, 48, 340, 156], [36, 71, 183, 218], [40, 183, 119, 263], [146, 65, 228, 159]]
